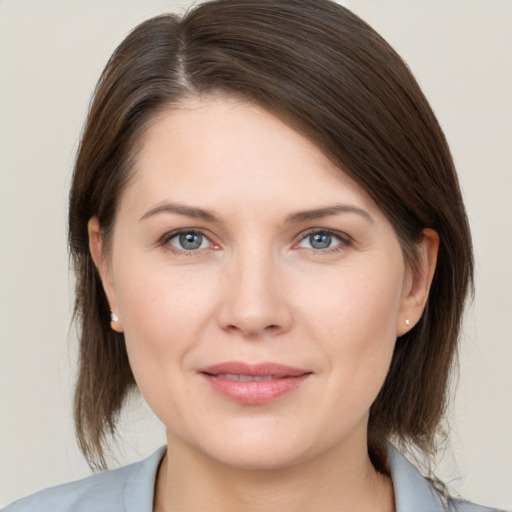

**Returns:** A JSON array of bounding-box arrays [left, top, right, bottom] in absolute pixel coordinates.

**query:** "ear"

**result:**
[[88, 217, 124, 333], [397, 228, 439, 336]]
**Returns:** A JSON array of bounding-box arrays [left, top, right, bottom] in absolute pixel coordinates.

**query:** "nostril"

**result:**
[[218, 295, 293, 337], [224, 322, 283, 337]]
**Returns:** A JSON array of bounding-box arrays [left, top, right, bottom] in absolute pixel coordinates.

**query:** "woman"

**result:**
[[4, 0, 503, 510]]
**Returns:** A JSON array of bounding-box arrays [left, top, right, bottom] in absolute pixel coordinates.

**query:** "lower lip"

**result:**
[[200, 374, 311, 405]]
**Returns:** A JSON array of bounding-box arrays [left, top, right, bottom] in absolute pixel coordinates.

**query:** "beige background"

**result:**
[[0, 0, 511, 509]]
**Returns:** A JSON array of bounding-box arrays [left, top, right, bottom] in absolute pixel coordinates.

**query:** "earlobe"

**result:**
[[397, 228, 439, 336], [87, 217, 123, 333], [109, 310, 123, 333]]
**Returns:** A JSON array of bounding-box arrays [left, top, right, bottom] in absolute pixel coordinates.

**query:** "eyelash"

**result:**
[[159, 228, 351, 256], [295, 229, 352, 254], [159, 229, 215, 257]]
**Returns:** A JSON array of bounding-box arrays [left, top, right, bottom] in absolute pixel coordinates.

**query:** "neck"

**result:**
[[154, 430, 395, 512]]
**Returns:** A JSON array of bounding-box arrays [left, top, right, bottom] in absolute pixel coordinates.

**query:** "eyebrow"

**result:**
[[139, 201, 373, 224], [139, 202, 221, 223], [285, 204, 373, 223]]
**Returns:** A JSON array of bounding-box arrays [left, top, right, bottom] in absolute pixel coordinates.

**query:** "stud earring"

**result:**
[[405, 318, 411, 326], [111, 311, 119, 323]]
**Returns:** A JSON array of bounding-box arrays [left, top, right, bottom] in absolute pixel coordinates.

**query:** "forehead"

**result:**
[[120, 96, 381, 221]]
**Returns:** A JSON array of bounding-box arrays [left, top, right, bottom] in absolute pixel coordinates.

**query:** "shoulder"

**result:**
[[387, 444, 504, 512], [448, 500, 506, 512], [447, 500, 508, 512], [2, 447, 166, 512]]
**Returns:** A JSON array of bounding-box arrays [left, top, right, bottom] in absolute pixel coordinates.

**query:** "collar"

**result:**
[[126, 445, 446, 512], [387, 444, 445, 511]]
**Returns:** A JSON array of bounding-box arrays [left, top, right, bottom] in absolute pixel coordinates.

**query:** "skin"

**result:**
[[89, 96, 438, 512]]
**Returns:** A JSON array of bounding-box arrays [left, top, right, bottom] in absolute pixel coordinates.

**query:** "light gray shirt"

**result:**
[[3, 445, 502, 512]]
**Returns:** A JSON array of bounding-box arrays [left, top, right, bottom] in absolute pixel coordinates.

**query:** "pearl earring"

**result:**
[[111, 311, 119, 323], [405, 318, 411, 326]]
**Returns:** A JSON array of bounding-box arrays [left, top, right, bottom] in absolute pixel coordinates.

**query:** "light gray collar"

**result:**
[[387, 444, 445, 511], [128, 445, 494, 512]]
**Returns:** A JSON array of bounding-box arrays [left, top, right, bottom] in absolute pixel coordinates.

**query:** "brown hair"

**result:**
[[69, 0, 473, 472]]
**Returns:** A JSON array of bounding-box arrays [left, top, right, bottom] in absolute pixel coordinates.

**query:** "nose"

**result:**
[[217, 246, 293, 339]]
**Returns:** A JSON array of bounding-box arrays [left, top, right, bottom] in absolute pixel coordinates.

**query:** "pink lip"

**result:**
[[198, 362, 312, 405]]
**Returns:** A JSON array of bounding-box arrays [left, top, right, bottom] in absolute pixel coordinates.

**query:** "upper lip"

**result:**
[[198, 361, 310, 378]]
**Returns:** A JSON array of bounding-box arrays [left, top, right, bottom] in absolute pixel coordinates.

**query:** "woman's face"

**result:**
[[91, 96, 431, 470]]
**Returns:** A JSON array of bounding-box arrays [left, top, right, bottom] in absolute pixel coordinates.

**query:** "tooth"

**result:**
[[216, 374, 247, 381], [214, 374, 278, 381], [217, 374, 237, 380]]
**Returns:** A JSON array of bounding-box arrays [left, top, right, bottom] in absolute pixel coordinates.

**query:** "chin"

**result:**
[[180, 421, 328, 472], [206, 442, 308, 471]]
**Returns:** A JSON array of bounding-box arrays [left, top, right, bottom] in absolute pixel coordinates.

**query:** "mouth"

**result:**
[[198, 362, 312, 405]]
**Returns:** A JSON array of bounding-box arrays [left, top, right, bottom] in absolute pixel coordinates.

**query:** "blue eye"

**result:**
[[298, 230, 345, 250], [168, 231, 210, 251]]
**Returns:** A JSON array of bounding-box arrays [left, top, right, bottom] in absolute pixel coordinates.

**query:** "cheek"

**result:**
[[299, 262, 403, 339], [112, 256, 215, 379], [297, 263, 404, 399], [112, 260, 221, 428]]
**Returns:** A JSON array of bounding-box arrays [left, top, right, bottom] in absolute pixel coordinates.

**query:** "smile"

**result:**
[[198, 362, 312, 405]]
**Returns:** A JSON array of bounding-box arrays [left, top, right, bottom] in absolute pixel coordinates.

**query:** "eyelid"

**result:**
[[159, 228, 219, 254], [157, 227, 351, 255], [294, 228, 352, 251]]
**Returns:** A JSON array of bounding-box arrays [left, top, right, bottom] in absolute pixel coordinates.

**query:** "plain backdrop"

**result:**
[[0, 0, 511, 509]]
